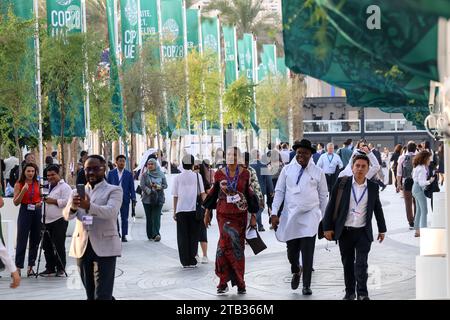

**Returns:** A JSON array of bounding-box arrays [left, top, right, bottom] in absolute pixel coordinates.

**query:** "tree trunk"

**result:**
[[60, 102, 66, 180], [291, 73, 306, 140], [130, 133, 136, 170], [13, 127, 22, 162]]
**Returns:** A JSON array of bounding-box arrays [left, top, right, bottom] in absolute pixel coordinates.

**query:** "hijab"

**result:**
[[146, 159, 165, 179]]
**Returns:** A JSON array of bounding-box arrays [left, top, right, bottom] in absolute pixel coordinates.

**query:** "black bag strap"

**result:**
[[0, 213, 5, 246], [196, 173, 201, 196], [332, 176, 349, 223]]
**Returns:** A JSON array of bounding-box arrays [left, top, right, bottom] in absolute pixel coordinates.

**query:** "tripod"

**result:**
[[35, 197, 68, 278]]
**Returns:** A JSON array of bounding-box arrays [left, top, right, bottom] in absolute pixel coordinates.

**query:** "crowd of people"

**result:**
[[0, 136, 444, 300]]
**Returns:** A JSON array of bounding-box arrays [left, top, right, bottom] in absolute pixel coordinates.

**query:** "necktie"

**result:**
[[296, 168, 304, 185]]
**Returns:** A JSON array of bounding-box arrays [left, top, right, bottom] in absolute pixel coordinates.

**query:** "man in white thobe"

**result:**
[[271, 139, 328, 295]]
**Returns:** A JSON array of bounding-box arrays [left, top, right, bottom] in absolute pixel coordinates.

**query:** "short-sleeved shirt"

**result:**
[[172, 171, 205, 213], [19, 181, 41, 205]]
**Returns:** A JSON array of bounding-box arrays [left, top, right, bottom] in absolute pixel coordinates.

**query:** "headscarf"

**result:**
[[146, 159, 165, 179]]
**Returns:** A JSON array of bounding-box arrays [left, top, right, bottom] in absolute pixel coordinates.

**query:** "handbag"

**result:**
[[195, 173, 204, 221], [136, 185, 142, 195], [246, 226, 267, 255], [424, 174, 440, 198]]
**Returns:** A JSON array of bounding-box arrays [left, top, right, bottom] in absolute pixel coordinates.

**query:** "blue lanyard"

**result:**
[[351, 185, 368, 206], [327, 154, 334, 164], [296, 168, 304, 185], [225, 166, 239, 192]]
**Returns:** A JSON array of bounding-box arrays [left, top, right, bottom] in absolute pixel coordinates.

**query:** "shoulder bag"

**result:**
[[195, 173, 205, 221]]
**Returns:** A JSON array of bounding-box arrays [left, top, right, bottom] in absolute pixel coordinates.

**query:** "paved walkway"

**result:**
[[0, 184, 427, 300]]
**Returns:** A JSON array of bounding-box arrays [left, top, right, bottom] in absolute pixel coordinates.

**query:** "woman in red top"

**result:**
[[13, 163, 42, 277], [204, 147, 257, 294]]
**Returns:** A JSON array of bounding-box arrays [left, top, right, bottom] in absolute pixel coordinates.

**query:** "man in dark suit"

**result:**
[[107, 155, 136, 242], [323, 154, 386, 300]]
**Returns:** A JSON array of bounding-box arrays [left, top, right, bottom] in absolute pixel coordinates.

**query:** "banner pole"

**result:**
[[34, 0, 44, 178]]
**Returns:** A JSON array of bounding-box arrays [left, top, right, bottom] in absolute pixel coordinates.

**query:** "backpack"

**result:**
[[402, 155, 414, 179]]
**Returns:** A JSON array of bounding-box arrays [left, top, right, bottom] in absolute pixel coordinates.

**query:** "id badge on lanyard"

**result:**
[[227, 194, 241, 204]]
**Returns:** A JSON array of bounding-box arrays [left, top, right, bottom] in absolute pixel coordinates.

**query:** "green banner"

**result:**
[[223, 25, 237, 87], [140, 0, 158, 41], [262, 44, 277, 76], [2, 0, 33, 18], [277, 57, 287, 77], [161, 0, 185, 59], [106, 0, 124, 135], [281, 0, 437, 121], [186, 8, 199, 52], [47, 0, 85, 138], [242, 33, 255, 83], [237, 39, 245, 78], [201, 17, 219, 59], [121, 0, 140, 66], [47, 0, 82, 37]]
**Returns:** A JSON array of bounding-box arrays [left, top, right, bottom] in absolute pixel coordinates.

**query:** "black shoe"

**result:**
[[217, 285, 229, 294], [38, 269, 56, 277], [55, 270, 66, 277], [237, 287, 246, 294], [122, 236, 128, 242], [357, 295, 370, 300], [302, 286, 312, 295], [291, 273, 301, 290], [258, 227, 265, 232], [343, 293, 356, 300]]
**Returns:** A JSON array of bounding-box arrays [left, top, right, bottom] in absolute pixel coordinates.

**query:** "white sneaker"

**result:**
[[195, 255, 200, 263], [201, 256, 209, 264]]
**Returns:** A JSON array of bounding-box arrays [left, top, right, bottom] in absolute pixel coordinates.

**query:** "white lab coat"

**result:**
[[271, 158, 328, 242]]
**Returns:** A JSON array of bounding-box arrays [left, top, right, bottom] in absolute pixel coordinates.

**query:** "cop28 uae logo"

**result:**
[[204, 34, 218, 52], [125, 0, 139, 27], [163, 19, 179, 42], [57, 0, 73, 5]]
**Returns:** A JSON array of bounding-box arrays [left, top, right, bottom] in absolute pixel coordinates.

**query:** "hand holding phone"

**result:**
[[77, 184, 86, 200]]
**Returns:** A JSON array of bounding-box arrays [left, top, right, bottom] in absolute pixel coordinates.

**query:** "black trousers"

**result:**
[[325, 174, 336, 193], [176, 211, 200, 266], [338, 227, 371, 296], [43, 218, 68, 272], [77, 240, 117, 300], [286, 236, 316, 287], [15, 204, 42, 269]]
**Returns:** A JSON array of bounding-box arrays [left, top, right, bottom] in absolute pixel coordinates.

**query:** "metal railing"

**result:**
[[303, 119, 426, 134]]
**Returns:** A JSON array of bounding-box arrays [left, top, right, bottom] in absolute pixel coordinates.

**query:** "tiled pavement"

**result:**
[[0, 184, 427, 300]]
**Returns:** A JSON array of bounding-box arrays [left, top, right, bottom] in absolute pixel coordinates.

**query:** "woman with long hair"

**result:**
[[412, 151, 435, 237], [203, 147, 257, 294], [140, 159, 167, 241], [13, 163, 41, 277]]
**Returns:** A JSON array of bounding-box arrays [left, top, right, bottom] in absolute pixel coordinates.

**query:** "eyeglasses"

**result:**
[[84, 166, 104, 173]]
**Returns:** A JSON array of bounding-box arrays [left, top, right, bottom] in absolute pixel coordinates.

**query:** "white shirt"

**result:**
[[338, 149, 380, 179], [344, 177, 369, 228], [317, 152, 343, 174], [412, 165, 431, 188], [271, 158, 328, 242], [172, 171, 205, 213], [4, 156, 19, 178], [44, 180, 73, 224], [280, 150, 291, 164], [0, 241, 16, 273]]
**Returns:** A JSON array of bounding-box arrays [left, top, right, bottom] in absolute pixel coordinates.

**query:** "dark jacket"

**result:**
[[250, 161, 274, 195], [322, 177, 387, 242]]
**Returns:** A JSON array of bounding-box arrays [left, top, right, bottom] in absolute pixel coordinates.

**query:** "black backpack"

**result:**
[[402, 155, 414, 179], [9, 164, 20, 187]]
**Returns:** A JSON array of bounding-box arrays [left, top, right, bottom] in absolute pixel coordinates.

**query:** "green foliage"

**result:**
[[223, 75, 255, 127], [0, 8, 37, 156]]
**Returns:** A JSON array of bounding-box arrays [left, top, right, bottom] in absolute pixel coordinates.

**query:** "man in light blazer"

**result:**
[[107, 155, 136, 242], [64, 155, 123, 300]]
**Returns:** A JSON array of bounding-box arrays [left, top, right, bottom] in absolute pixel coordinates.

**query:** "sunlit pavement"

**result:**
[[1, 184, 428, 300]]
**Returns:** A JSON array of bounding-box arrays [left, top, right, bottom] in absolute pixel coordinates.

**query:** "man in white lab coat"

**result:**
[[271, 139, 328, 295]]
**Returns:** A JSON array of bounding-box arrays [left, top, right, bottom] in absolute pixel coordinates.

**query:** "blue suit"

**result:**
[[107, 168, 136, 236]]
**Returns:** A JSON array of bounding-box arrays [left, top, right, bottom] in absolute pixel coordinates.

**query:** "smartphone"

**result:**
[[76, 184, 86, 200]]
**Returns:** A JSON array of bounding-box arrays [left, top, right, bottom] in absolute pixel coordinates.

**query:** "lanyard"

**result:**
[[296, 168, 304, 185], [351, 185, 368, 206], [327, 154, 334, 164], [118, 170, 124, 185], [225, 166, 239, 192]]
